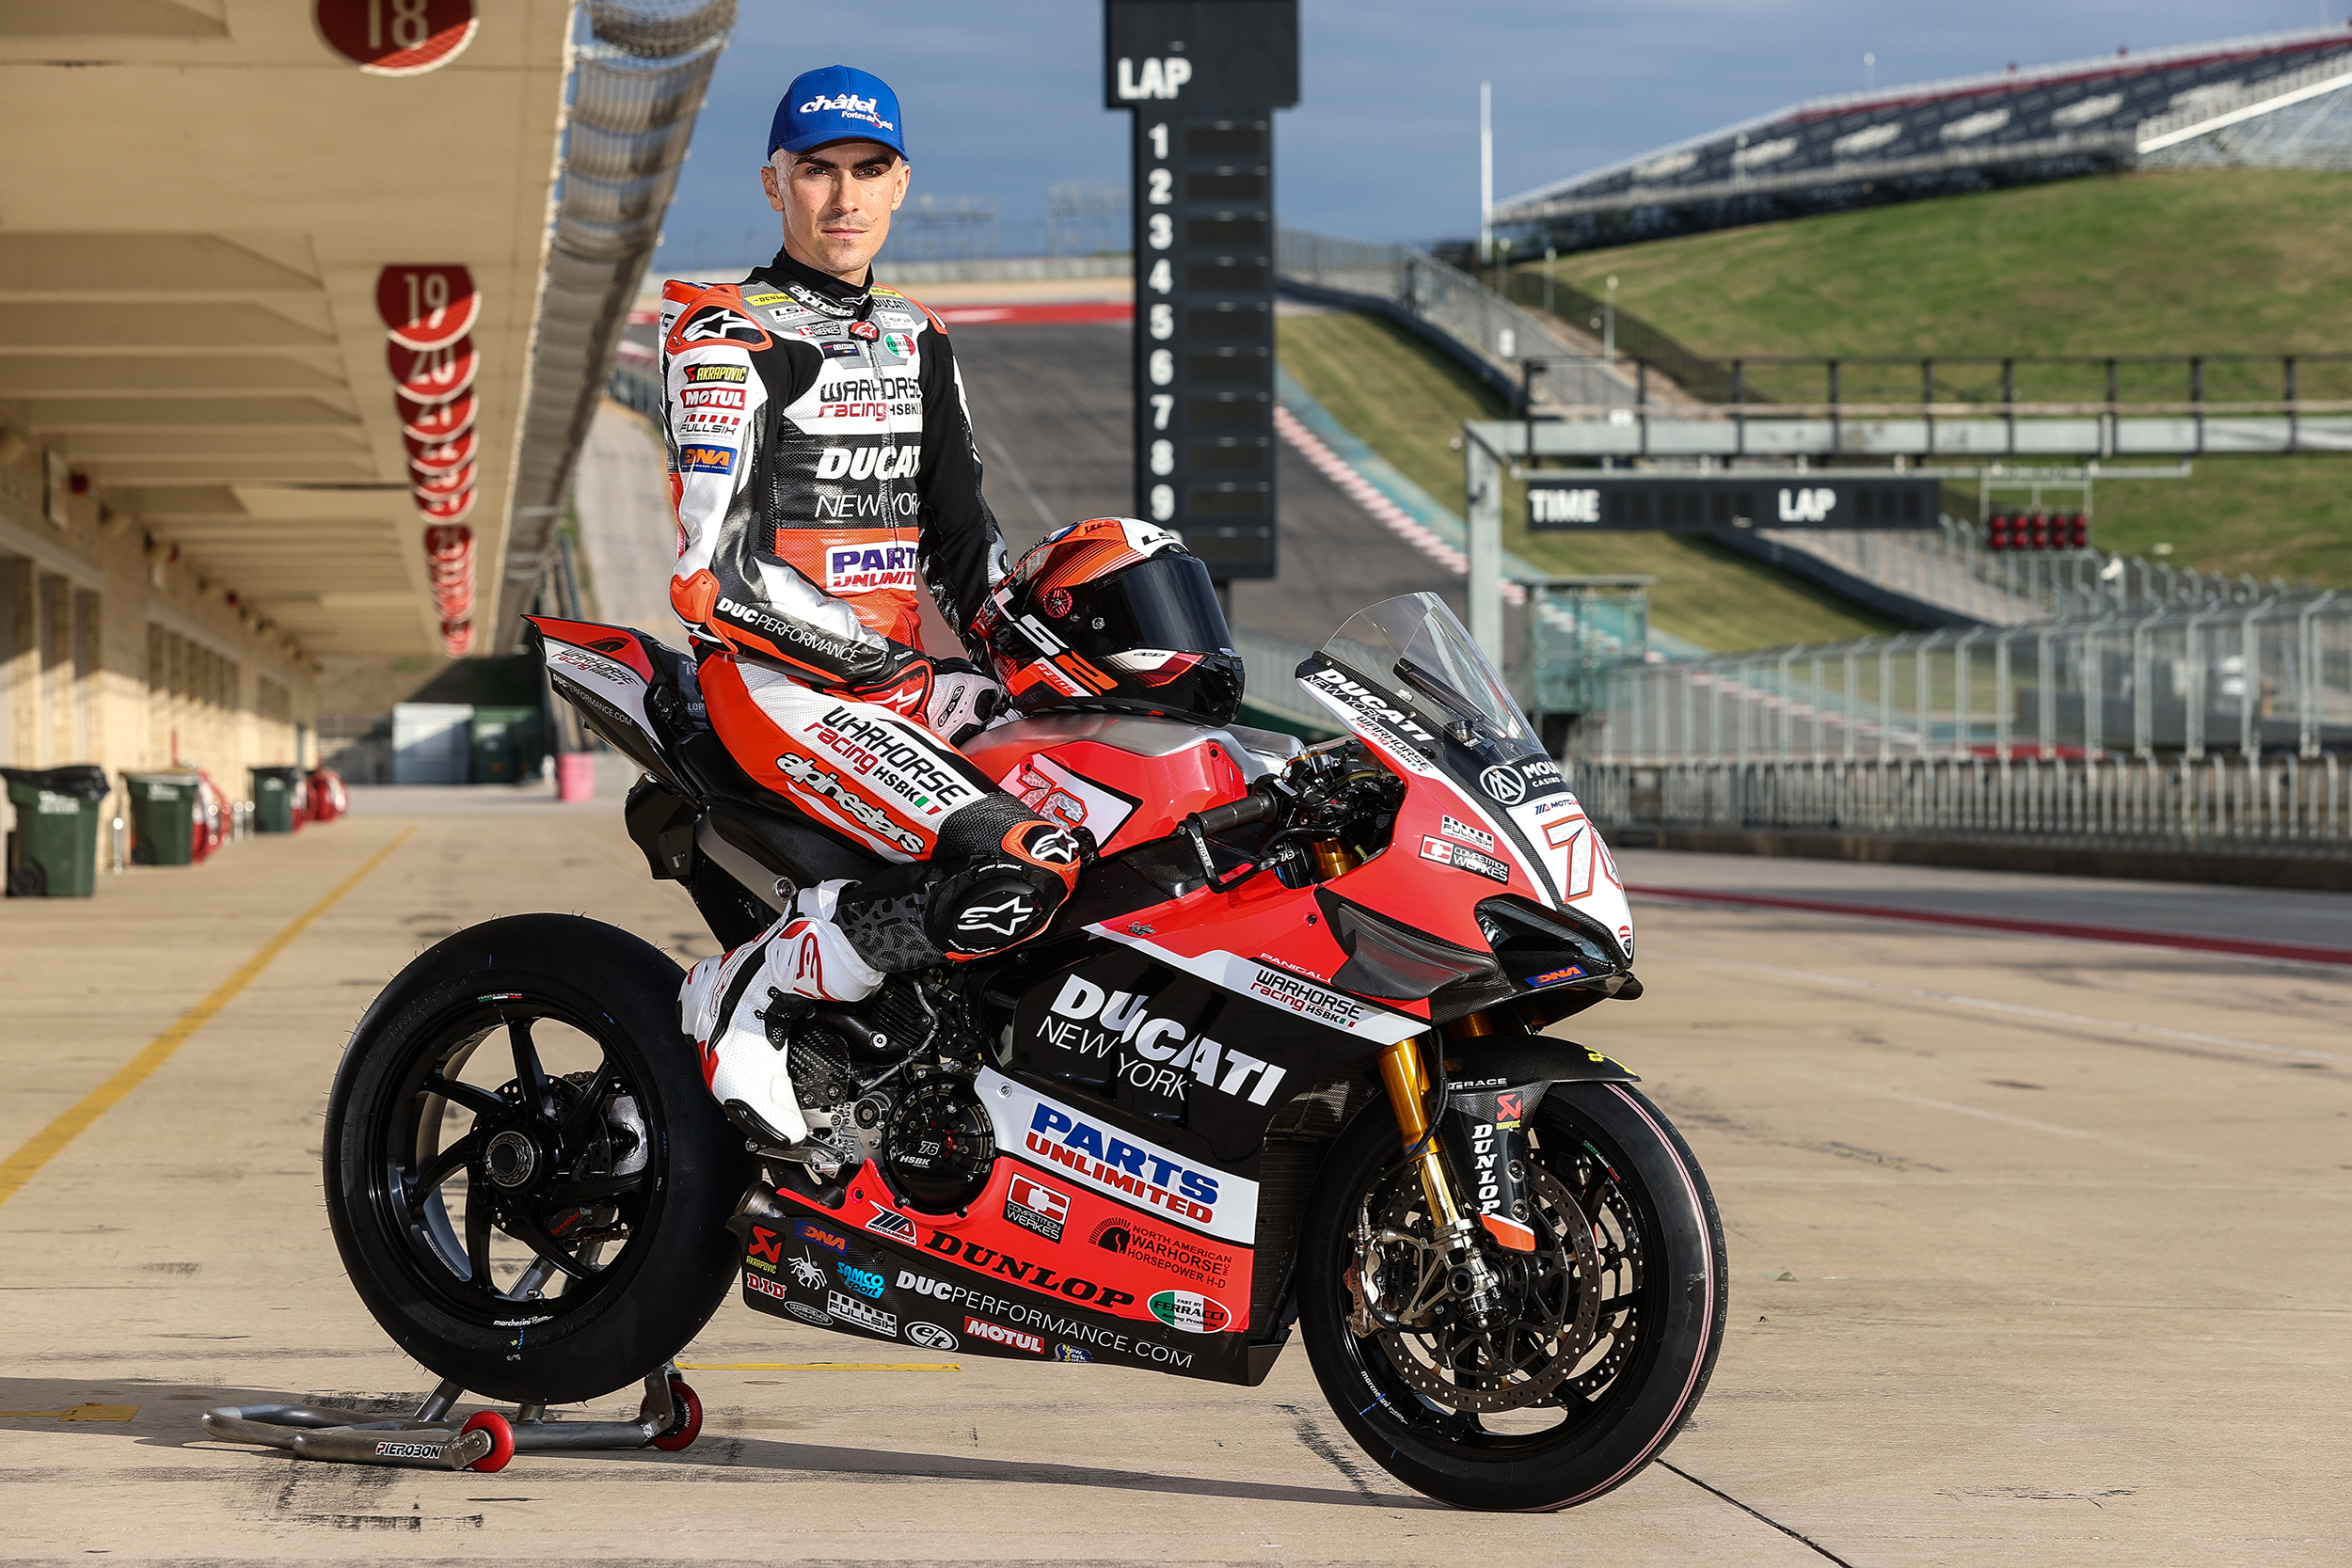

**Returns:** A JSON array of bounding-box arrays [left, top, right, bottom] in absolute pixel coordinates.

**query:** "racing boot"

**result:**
[[681, 881, 883, 1151]]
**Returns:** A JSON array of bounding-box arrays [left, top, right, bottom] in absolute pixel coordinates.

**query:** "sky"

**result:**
[[649, 0, 2349, 269]]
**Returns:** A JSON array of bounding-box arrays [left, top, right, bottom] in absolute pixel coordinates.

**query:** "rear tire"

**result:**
[[323, 914, 750, 1405], [1295, 1081, 1726, 1511]]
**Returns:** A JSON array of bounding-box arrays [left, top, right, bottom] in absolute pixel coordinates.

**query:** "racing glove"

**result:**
[[922, 658, 1002, 746]]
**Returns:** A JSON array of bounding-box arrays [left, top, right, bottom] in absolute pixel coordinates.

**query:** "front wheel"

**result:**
[[323, 914, 751, 1405], [1296, 1081, 1726, 1511]]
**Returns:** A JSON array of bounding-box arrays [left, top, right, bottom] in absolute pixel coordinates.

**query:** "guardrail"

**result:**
[[1568, 753, 2352, 859], [1584, 592, 2352, 765], [1277, 229, 1639, 410]]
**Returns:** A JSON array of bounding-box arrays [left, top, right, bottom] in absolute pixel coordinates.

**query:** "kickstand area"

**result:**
[[200, 1365, 701, 1472]]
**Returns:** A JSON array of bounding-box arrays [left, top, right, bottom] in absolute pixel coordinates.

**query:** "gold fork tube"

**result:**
[[1377, 1036, 1464, 1228]]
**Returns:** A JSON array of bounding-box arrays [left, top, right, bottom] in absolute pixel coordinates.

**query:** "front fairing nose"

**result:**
[[1579, 818, 1636, 964]]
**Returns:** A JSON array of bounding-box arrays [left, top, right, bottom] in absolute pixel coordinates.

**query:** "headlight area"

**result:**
[[1474, 896, 1642, 1029]]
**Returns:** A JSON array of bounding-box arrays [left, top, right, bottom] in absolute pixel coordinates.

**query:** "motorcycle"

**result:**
[[320, 591, 1724, 1511]]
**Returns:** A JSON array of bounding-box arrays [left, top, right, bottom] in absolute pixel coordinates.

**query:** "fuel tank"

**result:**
[[962, 715, 1299, 854]]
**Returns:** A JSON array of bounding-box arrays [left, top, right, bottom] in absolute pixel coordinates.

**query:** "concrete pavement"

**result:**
[[1, 800, 2345, 1564]]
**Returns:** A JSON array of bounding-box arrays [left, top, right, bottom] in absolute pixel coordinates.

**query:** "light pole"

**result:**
[[1603, 274, 1617, 362], [1864, 51, 1875, 90], [1479, 81, 1492, 265], [1544, 244, 1555, 317]]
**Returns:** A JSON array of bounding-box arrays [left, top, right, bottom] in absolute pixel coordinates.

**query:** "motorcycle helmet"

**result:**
[[979, 516, 1245, 726]]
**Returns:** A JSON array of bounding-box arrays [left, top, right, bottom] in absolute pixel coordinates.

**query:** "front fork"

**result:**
[[1374, 1031, 1524, 1323]]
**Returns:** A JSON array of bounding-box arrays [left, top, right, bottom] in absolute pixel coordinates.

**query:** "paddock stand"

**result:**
[[200, 1365, 702, 1473]]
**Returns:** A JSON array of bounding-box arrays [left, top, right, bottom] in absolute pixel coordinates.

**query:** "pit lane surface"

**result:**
[[1, 779, 2344, 1566]]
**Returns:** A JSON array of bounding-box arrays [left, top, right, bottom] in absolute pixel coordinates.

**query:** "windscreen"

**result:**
[[1319, 594, 1529, 745]]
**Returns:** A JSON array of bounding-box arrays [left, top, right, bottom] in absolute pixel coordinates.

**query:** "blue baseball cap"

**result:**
[[770, 66, 905, 160]]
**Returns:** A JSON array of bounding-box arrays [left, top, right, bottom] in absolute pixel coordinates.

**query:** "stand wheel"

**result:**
[[460, 1410, 515, 1473], [644, 1375, 702, 1452]]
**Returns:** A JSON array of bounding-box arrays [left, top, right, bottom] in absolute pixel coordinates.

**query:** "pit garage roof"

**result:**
[[0, 3, 574, 657]]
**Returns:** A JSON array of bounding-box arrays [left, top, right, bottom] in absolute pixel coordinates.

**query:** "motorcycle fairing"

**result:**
[[743, 1149, 1255, 1382], [527, 616, 675, 783], [1295, 650, 1634, 968]]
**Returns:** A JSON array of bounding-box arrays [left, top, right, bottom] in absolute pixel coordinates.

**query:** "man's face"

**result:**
[[762, 140, 910, 279]]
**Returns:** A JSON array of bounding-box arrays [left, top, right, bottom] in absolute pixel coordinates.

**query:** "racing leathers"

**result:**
[[658, 250, 1079, 1151]]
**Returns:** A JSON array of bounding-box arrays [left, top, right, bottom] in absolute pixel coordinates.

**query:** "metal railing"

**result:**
[[1583, 593, 2352, 765], [1568, 753, 2351, 857], [1752, 515, 2311, 628], [1277, 229, 1639, 410]]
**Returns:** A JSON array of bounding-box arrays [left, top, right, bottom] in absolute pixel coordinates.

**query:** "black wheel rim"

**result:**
[[364, 992, 664, 1322], [1335, 1094, 1662, 1455]]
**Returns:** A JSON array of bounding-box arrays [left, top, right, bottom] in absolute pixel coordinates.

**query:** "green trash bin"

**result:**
[[123, 770, 201, 866], [3, 766, 109, 897], [469, 705, 547, 786], [250, 766, 305, 833]]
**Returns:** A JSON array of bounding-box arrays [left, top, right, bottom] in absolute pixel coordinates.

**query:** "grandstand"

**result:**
[[1495, 25, 2352, 249]]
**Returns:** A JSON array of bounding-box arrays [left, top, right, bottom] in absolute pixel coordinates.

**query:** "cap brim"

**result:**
[[774, 131, 906, 157]]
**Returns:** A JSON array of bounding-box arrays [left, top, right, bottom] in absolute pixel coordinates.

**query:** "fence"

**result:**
[[1568, 753, 2352, 858], [1585, 592, 2352, 765], [1277, 229, 1639, 411]]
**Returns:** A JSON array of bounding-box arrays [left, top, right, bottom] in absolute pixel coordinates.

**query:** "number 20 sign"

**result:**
[[314, 0, 477, 77]]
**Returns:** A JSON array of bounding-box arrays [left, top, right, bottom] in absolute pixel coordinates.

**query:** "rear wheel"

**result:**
[[1296, 1081, 1725, 1511], [323, 914, 750, 1405]]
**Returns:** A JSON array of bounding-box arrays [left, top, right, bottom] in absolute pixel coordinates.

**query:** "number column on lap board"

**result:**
[[1106, 1, 1299, 585]]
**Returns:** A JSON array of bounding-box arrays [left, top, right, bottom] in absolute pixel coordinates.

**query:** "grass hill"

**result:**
[[1536, 169, 2352, 586], [1277, 311, 1897, 652]]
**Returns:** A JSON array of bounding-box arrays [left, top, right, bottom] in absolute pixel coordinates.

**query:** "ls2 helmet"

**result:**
[[978, 517, 1245, 726]]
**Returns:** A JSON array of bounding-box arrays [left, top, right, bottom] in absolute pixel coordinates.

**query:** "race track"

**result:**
[[949, 318, 1464, 649]]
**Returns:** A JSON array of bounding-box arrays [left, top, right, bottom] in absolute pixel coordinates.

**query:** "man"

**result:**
[[660, 65, 1079, 1153]]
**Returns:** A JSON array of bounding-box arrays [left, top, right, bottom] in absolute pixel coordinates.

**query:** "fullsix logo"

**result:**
[[1041, 974, 1289, 1107], [825, 542, 919, 594], [678, 443, 735, 474]]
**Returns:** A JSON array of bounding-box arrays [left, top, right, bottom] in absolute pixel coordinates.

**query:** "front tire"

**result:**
[[323, 914, 750, 1404], [1296, 1081, 1726, 1511]]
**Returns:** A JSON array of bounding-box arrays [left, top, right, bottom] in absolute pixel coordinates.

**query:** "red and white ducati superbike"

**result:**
[[321, 593, 1724, 1511]]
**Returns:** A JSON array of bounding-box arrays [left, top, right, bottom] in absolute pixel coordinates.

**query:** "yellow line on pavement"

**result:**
[[0, 827, 416, 1210]]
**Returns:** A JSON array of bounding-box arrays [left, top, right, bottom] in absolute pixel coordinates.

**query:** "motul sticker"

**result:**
[[1147, 1291, 1231, 1334], [963, 1314, 1046, 1354]]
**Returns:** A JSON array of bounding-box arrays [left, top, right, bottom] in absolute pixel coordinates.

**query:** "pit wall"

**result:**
[[0, 441, 317, 849]]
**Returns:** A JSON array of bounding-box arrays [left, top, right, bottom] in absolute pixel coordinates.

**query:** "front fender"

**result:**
[[1439, 1031, 1638, 1088]]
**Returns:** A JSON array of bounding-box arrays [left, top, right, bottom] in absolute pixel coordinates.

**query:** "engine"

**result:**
[[759, 975, 993, 1209]]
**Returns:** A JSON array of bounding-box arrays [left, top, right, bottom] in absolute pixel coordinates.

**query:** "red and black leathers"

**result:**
[[660, 249, 1006, 683], [656, 251, 1073, 965]]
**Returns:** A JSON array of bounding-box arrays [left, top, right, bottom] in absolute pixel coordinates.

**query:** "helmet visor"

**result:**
[[1056, 552, 1234, 660]]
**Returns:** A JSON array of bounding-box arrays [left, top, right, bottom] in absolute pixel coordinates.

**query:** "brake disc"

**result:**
[[1367, 1160, 1603, 1414]]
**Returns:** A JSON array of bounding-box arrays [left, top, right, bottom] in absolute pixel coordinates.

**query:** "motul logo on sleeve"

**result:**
[[681, 386, 745, 408]]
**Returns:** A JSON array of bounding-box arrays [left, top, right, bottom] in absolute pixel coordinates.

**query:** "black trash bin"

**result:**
[[250, 766, 305, 833], [3, 766, 110, 897], [123, 771, 201, 866]]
